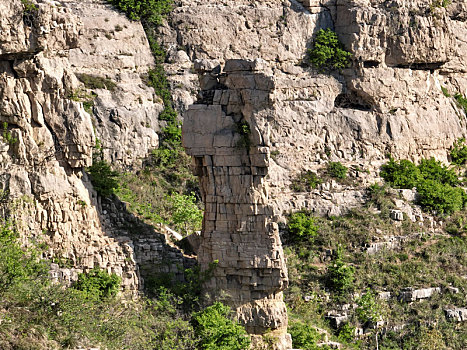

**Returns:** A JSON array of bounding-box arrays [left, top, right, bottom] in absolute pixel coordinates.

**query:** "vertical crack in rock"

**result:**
[[183, 59, 291, 349]]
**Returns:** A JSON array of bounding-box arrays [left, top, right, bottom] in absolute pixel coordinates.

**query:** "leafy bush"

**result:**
[[287, 211, 318, 242], [326, 161, 348, 180], [289, 321, 322, 350], [192, 302, 251, 350], [290, 170, 322, 192], [416, 179, 465, 215], [380, 158, 420, 189], [235, 121, 251, 150], [73, 268, 121, 300], [105, 0, 173, 25], [76, 73, 117, 91], [326, 247, 355, 295], [381, 157, 465, 214], [355, 289, 382, 325], [418, 157, 458, 186], [454, 93, 467, 114], [308, 28, 352, 71], [450, 138, 467, 165], [2, 122, 18, 145], [0, 221, 48, 294], [168, 192, 203, 236], [87, 159, 119, 197]]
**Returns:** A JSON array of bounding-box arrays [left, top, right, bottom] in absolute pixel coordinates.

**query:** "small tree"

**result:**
[[308, 28, 352, 71], [287, 211, 318, 242], [73, 268, 121, 300], [326, 247, 355, 295], [167, 192, 203, 236], [192, 302, 251, 350]]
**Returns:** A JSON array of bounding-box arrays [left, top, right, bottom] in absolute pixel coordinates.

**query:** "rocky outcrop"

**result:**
[[174, 0, 466, 346], [0, 0, 185, 295], [183, 59, 291, 349]]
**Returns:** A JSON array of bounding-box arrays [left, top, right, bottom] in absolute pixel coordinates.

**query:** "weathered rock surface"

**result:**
[[174, 0, 466, 347], [0, 0, 183, 295], [183, 60, 291, 349]]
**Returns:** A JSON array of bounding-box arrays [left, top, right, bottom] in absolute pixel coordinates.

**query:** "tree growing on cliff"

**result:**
[[308, 28, 352, 71]]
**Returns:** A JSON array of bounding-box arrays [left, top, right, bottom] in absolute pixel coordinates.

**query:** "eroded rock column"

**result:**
[[183, 59, 291, 349]]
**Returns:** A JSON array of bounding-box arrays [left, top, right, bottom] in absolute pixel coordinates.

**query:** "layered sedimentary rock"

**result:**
[[0, 0, 187, 294], [175, 0, 467, 347], [183, 59, 291, 349]]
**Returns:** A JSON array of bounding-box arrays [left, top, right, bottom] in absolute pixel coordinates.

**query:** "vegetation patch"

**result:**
[[192, 302, 251, 350], [326, 161, 348, 180], [308, 28, 352, 72], [381, 157, 465, 214], [77, 73, 117, 91], [290, 170, 322, 192]]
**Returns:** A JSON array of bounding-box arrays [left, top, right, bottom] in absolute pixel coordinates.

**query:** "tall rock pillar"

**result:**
[[183, 59, 291, 349]]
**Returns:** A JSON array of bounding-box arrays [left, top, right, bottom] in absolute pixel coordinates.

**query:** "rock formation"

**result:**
[[0, 0, 187, 295], [183, 59, 291, 349]]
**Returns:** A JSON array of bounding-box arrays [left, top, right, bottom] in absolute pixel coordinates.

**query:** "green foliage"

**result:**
[[381, 157, 465, 214], [235, 121, 251, 150], [105, 0, 173, 25], [73, 268, 121, 300], [431, 0, 452, 9], [450, 138, 467, 165], [380, 158, 420, 189], [290, 170, 322, 192], [416, 179, 465, 215], [337, 323, 355, 343], [87, 158, 119, 197], [454, 92, 467, 115], [167, 192, 203, 236], [192, 302, 251, 350], [21, 0, 37, 13], [308, 28, 352, 71], [355, 289, 382, 325], [0, 221, 48, 294], [441, 86, 451, 97], [289, 321, 322, 350], [418, 157, 459, 186], [2, 122, 18, 145], [326, 247, 355, 295], [287, 211, 318, 242], [76, 73, 117, 91], [326, 161, 348, 180]]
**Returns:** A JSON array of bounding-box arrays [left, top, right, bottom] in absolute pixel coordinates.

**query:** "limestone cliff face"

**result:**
[[172, 0, 467, 347], [1, 0, 467, 348], [0, 0, 187, 294]]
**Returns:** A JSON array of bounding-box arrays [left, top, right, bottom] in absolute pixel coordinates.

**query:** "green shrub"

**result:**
[[105, 0, 173, 25], [450, 138, 467, 165], [21, 0, 37, 13], [192, 302, 251, 350], [2, 122, 18, 145], [416, 179, 465, 214], [167, 192, 203, 236], [308, 28, 352, 71], [326, 161, 348, 180], [0, 221, 48, 294], [289, 321, 322, 350], [441, 86, 451, 97], [235, 121, 251, 150], [287, 211, 318, 242], [326, 247, 355, 295], [87, 159, 119, 197], [291, 171, 322, 192], [418, 157, 458, 186], [355, 289, 382, 325], [380, 158, 420, 189], [454, 93, 467, 114], [73, 268, 121, 300]]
